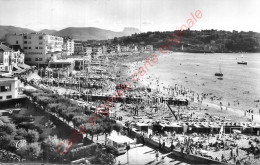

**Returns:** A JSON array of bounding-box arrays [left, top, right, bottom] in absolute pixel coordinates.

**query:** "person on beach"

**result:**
[[230, 149, 233, 158]]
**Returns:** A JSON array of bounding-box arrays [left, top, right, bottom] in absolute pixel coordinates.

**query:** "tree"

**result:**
[[95, 147, 115, 164], [4, 123, 16, 134], [113, 123, 122, 134], [0, 135, 11, 149], [42, 136, 69, 163], [27, 129, 39, 143], [17, 128, 28, 138], [17, 143, 42, 160]]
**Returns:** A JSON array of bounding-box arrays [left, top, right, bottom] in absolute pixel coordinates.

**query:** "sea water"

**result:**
[[147, 52, 260, 112]]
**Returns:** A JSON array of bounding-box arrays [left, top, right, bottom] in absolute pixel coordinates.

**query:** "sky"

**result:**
[[0, 0, 259, 32]]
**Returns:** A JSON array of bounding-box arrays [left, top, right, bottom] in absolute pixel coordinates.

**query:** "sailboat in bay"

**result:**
[[237, 53, 247, 65], [215, 64, 223, 77]]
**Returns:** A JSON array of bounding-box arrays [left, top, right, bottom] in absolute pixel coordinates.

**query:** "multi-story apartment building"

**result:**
[[0, 44, 12, 72], [0, 44, 26, 73], [74, 41, 84, 55], [6, 33, 63, 66], [9, 45, 25, 65], [63, 37, 74, 55]]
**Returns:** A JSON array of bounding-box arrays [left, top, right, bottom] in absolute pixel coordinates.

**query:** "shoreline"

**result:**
[[119, 51, 260, 124]]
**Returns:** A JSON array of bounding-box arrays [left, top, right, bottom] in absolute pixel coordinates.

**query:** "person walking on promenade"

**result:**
[[221, 154, 225, 162], [236, 146, 239, 156]]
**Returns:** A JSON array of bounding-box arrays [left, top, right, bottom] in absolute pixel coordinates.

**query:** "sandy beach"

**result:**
[[119, 51, 260, 124]]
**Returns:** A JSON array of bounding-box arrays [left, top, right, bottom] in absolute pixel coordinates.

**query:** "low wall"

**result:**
[[144, 137, 226, 165]]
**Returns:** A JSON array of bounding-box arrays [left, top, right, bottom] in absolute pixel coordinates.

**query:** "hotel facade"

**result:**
[[6, 33, 63, 66]]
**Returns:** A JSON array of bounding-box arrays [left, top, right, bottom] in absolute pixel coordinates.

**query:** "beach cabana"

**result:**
[[136, 122, 150, 132], [209, 123, 221, 133], [160, 122, 182, 133]]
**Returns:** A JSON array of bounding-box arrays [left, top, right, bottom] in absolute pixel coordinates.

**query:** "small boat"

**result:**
[[237, 53, 247, 65], [237, 61, 247, 65], [217, 77, 223, 80], [215, 64, 223, 77]]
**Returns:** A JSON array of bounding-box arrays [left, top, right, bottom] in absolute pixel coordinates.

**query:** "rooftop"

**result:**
[[0, 44, 12, 51], [0, 76, 17, 81]]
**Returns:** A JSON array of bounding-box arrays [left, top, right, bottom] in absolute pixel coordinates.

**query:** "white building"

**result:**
[[0, 44, 27, 73], [84, 47, 92, 56], [146, 45, 153, 51], [0, 44, 12, 72], [6, 33, 63, 66], [0, 76, 18, 101], [63, 37, 74, 55]]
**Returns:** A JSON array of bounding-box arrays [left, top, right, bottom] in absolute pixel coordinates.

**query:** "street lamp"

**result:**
[[36, 58, 40, 70], [126, 142, 130, 164], [36, 58, 40, 77]]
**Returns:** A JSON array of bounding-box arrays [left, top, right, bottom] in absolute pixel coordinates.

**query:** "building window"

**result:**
[[39, 47, 43, 49], [35, 58, 42, 61], [35, 47, 38, 49], [39, 42, 43, 45], [16, 41, 18, 44], [0, 96, 2, 100], [29, 47, 31, 49], [24, 47, 27, 49], [0, 85, 11, 92], [24, 41, 27, 44], [6, 95, 12, 99], [39, 36, 43, 40], [24, 36, 27, 39], [25, 58, 31, 61]]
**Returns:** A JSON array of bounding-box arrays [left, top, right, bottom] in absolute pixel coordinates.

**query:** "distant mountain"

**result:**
[[38, 29, 57, 34], [53, 27, 140, 40], [0, 25, 34, 40], [0, 25, 140, 41]]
